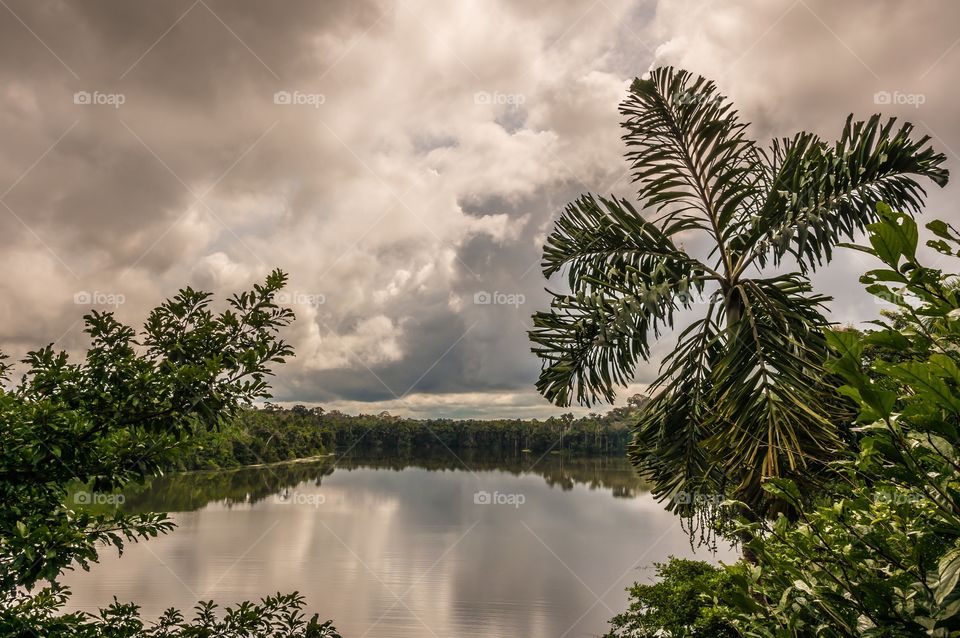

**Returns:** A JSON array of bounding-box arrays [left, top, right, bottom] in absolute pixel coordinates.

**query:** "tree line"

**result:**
[[178, 401, 637, 470]]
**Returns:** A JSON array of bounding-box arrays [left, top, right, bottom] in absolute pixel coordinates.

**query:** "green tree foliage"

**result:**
[[604, 558, 738, 638], [176, 398, 645, 470], [7, 591, 340, 638], [0, 270, 339, 637], [604, 208, 960, 636], [175, 405, 332, 469], [724, 206, 960, 635], [315, 404, 638, 458], [529, 66, 948, 517]]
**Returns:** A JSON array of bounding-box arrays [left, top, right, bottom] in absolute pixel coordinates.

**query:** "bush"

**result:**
[[605, 558, 738, 638], [726, 206, 960, 635], [0, 271, 339, 637]]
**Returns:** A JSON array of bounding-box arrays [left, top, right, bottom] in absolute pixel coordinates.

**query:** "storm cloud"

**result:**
[[1, 0, 957, 417]]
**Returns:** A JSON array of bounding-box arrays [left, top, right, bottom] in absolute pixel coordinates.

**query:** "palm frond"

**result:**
[[542, 193, 718, 286], [530, 66, 948, 520], [531, 195, 713, 406], [741, 115, 948, 273], [620, 67, 763, 252], [707, 275, 846, 496], [629, 307, 726, 511]]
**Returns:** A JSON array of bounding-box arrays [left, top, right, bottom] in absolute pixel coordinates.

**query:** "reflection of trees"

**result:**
[[341, 452, 651, 497], [120, 462, 336, 513], [121, 453, 650, 513]]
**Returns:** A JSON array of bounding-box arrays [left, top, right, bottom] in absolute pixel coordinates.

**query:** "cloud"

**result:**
[[644, 0, 960, 325], [0, 0, 957, 417], [300, 313, 405, 372]]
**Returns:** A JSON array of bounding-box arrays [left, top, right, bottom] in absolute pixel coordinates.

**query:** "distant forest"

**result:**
[[174, 396, 647, 470]]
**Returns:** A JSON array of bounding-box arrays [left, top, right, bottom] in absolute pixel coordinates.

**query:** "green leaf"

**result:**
[[937, 547, 960, 605], [927, 219, 958, 241], [868, 220, 905, 266]]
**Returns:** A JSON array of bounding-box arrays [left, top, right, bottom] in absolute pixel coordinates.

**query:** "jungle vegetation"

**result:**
[[176, 399, 642, 470]]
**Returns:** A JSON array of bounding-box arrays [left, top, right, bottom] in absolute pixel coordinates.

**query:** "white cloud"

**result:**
[[300, 313, 405, 372]]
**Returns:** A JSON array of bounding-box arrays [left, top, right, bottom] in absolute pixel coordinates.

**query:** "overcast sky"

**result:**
[[1, 0, 957, 418]]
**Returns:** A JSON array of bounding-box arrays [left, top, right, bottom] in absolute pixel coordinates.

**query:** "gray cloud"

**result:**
[[647, 0, 960, 326], [0, 0, 957, 417]]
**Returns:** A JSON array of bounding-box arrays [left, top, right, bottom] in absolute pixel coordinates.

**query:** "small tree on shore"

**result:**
[[0, 270, 340, 637]]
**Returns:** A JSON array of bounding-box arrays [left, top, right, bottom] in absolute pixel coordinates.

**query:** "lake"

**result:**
[[62, 455, 736, 637]]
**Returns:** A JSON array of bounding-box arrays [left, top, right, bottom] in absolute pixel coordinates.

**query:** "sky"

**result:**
[[1, 0, 958, 418]]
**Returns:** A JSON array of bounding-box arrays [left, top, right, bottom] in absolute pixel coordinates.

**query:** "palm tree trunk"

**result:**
[[723, 286, 760, 564]]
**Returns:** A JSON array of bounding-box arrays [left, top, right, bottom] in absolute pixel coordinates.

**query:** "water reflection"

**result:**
[[62, 454, 733, 638], [118, 453, 650, 513]]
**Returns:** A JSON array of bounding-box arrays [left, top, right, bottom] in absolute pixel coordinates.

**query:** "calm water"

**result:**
[[62, 455, 735, 637]]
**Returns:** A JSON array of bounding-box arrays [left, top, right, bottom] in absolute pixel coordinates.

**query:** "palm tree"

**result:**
[[529, 67, 948, 516]]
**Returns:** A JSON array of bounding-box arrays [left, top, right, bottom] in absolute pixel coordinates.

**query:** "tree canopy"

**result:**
[[0, 270, 340, 637], [530, 66, 948, 516]]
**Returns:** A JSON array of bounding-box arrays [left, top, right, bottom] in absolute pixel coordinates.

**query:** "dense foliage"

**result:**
[[174, 405, 331, 469], [727, 207, 960, 635], [321, 406, 634, 456], [176, 399, 642, 470], [604, 558, 738, 638], [7, 591, 340, 638], [608, 209, 960, 636], [529, 66, 948, 518], [0, 271, 339, 637]]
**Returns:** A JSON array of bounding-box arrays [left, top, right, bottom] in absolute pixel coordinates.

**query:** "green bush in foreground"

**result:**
[[604, 558, 738, 638], [0, 270, 339, 637], [727, 206, 960, 635], [609, 207, 960, 636], [6, 590, 340, 638]]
